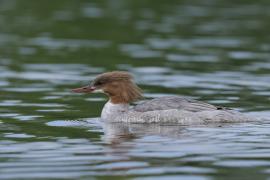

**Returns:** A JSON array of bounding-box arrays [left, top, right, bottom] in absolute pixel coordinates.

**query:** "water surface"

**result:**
[[0, 0, 270, 179]]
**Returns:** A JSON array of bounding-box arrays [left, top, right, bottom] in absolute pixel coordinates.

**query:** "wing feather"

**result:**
[[134, 96, 221, 112]]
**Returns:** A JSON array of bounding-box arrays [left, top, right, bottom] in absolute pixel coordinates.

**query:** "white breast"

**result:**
[[101, 101, 129, 121]]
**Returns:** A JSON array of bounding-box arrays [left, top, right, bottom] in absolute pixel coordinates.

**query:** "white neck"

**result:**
[[101, 101, 129, 121]]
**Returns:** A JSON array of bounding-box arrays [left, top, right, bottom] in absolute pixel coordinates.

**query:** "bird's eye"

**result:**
[[94, 81, 103, 86]]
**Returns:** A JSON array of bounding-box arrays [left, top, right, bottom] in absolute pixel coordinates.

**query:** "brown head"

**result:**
[[72, 71, 143, 104]]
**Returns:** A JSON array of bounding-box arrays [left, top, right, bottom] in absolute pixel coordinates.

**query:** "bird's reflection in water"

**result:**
[[102, 122, 199, 145], [71, 118, 249, 146], [100, 121, 243, 145]]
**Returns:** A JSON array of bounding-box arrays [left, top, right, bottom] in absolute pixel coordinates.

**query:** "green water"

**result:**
[[1, 0, 270, 179]]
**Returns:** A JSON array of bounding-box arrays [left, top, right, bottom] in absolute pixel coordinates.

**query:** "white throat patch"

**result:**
[[92, 89, 104, 93]]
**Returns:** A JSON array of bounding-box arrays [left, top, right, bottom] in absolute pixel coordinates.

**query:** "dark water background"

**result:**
[[1, 0, 270, 179]]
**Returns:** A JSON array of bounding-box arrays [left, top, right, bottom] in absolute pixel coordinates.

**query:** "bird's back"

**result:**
[[133, 96, 225, 113]]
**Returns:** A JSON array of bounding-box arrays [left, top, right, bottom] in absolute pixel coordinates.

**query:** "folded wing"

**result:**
[[134, 96, 225, 112]]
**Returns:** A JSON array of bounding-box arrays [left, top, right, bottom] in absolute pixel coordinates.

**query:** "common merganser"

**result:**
[[72, 71, 254, 124]]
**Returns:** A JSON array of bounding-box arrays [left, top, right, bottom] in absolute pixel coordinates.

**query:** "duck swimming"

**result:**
[[72, 71, 254, 124]]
